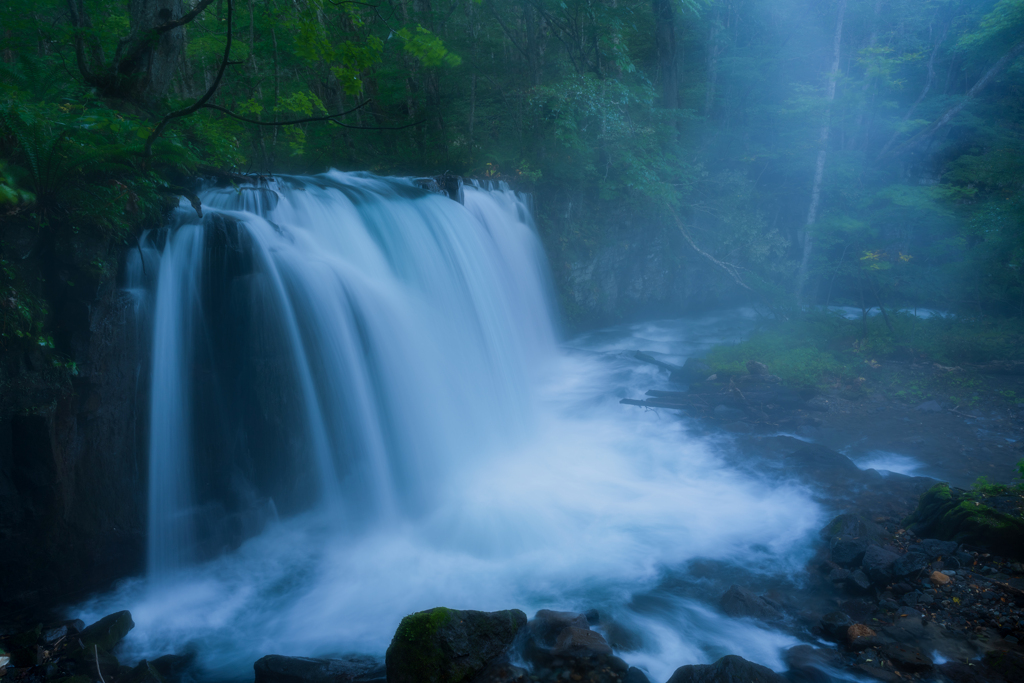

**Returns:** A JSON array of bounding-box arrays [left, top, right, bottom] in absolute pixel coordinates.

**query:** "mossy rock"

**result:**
[[385, 607, 527, 683], [904, 484, 1024, 560]]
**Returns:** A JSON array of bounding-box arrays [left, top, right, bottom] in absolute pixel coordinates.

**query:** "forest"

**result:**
[[2, 0, 1023, 344], [4, 2, 1024, 683]]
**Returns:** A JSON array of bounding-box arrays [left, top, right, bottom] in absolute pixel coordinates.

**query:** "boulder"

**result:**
[[385, 607, 526, 683], [746, 361, 769, 375], [625, 667, 651, 683], [79, 611, 135, 653], [666, 655, 786, 683], [820, 612, 853, 641], [903, 484, 1024, 560], [119, 661, 165, 683], [844, 570, 872, 594], [719, 586, 781, 621], [891, 551, 929, 578], [552, 627, 613, 657], [526, 610, 590, 648], [831, 539, 868, 567], [254, 655, 384, 683], [861, 545, 900, 584], [880, 643, 932, 672]]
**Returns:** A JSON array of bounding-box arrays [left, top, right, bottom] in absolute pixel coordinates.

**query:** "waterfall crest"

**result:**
[[133, 172, 558, 574]]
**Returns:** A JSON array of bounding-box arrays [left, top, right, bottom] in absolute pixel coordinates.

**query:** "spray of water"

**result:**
[[84, 173, 822, 682]]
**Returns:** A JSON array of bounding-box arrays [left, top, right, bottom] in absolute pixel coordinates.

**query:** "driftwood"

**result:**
[[633, 351, 683, 373]]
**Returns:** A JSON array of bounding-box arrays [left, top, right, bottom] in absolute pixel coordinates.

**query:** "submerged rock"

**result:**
[[719, 585, 781, 621], [385, 607, 526, 683], [254, 654, 384, 683], [666, 655, 785, 683]]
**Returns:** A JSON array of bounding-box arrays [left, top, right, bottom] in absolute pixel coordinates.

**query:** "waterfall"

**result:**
[[135, 172, 558, 575]]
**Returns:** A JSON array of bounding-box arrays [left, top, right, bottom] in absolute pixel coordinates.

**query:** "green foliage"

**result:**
[[398, 26, 461, 68]]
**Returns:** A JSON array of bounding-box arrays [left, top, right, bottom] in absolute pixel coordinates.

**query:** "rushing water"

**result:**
[[84, 173, 822, 683]]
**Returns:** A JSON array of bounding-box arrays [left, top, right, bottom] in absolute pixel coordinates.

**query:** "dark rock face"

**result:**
[[719, 585, 781, 621], [254, 655, 384, 683], [79, 610, 135, 652], [0, 271, 146, 608], [385, 607, 526, 683], [666, 655, 786, 683]]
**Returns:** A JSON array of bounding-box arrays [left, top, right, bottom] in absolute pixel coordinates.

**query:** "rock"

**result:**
[[625, 667, 651, 683], [719, 586, 781, 621], [880, 643, 932, 672], [930, 570, 951, 585], [784, 646, 841, 683], [723, 421, 754, 433], [714, 405, 746, 421], [915, 400, 943, 412], [862, 545, 900, 584], [68, 641, 120, 680], [119, 661, 165, 683], [746, 361, 769, 375], [820, 612, 853, 641], [43, 625, 68, 644], [552, 626, 613, 657], [904, 484, 1024, 560], [79, 611, 135, 653], [254, 655, 384, 683], [151, 653, 197, 683], [828, 567, 851, 583], [985, 649, 1024, 682], [919, 538, 959, 559], [891, 551, 929, 578], [385, 607, 526, 683], [666, 655, 785, 683], [832, 539, 868, 567], [893, 607, 925, 620], [847, 624, 876, 640], [845, 570, 872, 594], [526, 610, 590, 648]]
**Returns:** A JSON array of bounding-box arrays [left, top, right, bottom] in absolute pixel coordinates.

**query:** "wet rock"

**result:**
[[151, 652, 198, 683], [930, 570, 952, 585], [719, 585, 781, 621], [79, 611, 135, 653], [880, 643, 932, 672], [625, 667, 651, 683], [552, 627, 612, 657], [904, 484, 1024, 560], [891, 551, 929, 578], [385, 607, 526, 683], [526, 610, 591, 648], [723, 421, 754, 433], [984, 649, 1024, 682], [784, 645, 843, 683], [862, 545, 900, 584], [42, 625, 68, 645], [666, 654, 785, 683], [845, 570, 872, 594], [254, 655, 384, 683], [846, 624, 879, 651], [919, 538, 959, 559], [831, 539, 868, 567], [915, 400, 943, 412], [820, 612, 853, 641], [120, 660, 166, 683], [828, 567, 851, 583]]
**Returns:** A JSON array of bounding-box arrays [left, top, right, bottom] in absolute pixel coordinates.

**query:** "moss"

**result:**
[[386, 607, 453, 682], [904, 483, 1024, 559]]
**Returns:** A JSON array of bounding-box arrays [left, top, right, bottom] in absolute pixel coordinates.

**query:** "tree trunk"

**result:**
[[652, 0, 678, 109], [796, 0, 846, 305], [125, 0, 187, 103]]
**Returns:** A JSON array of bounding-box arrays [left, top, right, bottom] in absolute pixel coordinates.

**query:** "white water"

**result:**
[[83, 173, 823, 683]]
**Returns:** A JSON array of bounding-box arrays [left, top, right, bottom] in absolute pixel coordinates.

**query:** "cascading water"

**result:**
[[88, 172, 823, 683]]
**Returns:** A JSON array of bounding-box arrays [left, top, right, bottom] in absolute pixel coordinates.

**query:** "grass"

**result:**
[[700, 310, 1024, 391]]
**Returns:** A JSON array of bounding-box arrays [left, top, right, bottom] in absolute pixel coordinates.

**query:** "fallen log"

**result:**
[[633, 351, 683, 373]]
